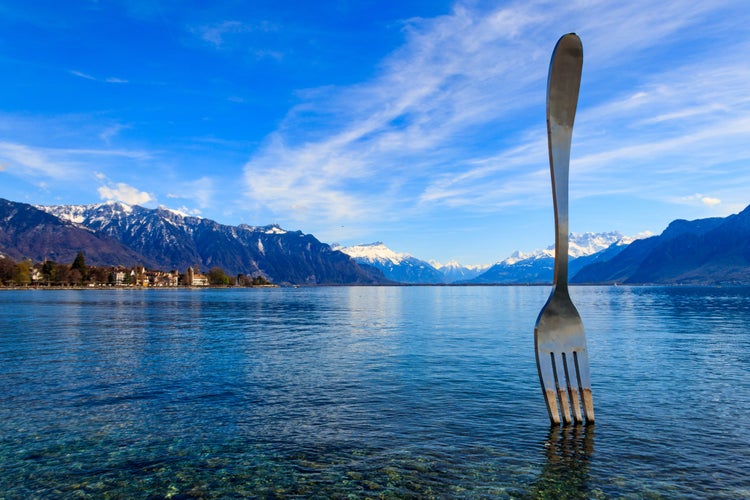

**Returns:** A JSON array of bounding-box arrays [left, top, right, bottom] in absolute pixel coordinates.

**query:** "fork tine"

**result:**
[[573, 350, 595, 423], [536, 350, 561, 425], [562, 352, 583, 424], [551, 352, 573, 425]]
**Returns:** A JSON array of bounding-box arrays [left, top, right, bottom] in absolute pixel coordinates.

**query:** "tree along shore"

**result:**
[[0, 251, 272, 288]]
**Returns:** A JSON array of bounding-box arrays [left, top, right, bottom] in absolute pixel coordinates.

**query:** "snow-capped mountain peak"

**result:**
[[430, 259, 462, 270], [566, 231, 625, 258], [335, 242, 411, 265], [500, 249, 552, 265], [264, 225, 287, 235], [37, 201, 134, 225], [430, 259, 490, 272], [335, 242, 448, 284], [500, 231, 626, 265]]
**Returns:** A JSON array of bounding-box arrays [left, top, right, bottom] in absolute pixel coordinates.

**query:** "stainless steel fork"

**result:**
[[534, 33, 595, 426]]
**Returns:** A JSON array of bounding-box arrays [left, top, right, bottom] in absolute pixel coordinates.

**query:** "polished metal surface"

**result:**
[[534, 33, 595, 426]]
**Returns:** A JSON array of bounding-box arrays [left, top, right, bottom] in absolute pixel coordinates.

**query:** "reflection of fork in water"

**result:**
[[546, 424, 594, 462], [531, 425, 595, 497]]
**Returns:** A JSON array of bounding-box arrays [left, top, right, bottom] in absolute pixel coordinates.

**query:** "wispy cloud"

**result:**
[[194, 20, 249, 46], [69, 70, 128, 84], [165, 177, 216, 212], [190, 19, 282, 59], [0, 140, 153, 180], [243, 2, 547, 224], [242, 0, 750, 236], [99, 123, 131, 144], [569, 52, 750, 205], [0, 141, 78, 178], [69, 70, 97, 81]]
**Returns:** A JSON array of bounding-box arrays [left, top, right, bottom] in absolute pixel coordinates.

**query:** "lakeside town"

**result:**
[[0, 251, 272, 288]]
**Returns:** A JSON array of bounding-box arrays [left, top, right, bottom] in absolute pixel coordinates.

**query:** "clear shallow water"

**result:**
[[1, 286, 748, 498]]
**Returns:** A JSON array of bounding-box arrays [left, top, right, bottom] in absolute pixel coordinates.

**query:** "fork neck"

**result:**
[[553, 210, 570, 290], [549, 123, 571, 289]]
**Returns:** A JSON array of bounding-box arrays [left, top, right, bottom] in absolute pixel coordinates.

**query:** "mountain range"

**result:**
[[333, 242, 487, 284], [336, 232, 633, 284], [0, 199, 386, 285], [572, 204, 750, 284], [464, 232, 629, 284], [2, 197, 749, 285], [336, 205, 750, 285]]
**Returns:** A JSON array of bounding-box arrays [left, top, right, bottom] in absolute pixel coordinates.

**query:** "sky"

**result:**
[[1, 0, 749, 266]]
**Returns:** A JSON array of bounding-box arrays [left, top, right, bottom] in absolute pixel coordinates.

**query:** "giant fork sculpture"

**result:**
[[534, 33, 595, 426]]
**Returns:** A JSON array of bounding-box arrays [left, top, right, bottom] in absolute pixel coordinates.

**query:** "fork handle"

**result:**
[[547, 33, 583, 288]]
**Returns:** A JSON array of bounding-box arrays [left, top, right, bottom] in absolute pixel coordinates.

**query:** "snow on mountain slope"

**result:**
[[335, 242, 444, 284], [430, 260, 490, 283], [499, 231, 625, 265], [467, 232, 639, 284], [431, 260, 489, 272], [337, 233, 629, 284], [37, 201, 134, 226], [568, 231, 626, 257], [335, 242, 411, 265], [336, 243, 493, 284]]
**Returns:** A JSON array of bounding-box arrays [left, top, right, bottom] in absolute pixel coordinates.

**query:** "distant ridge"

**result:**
[[334, 242, 445, 284], [466, 232, 627, 284], [431, 260, 490, 283], [335, 242, 490, 284], [572, 204, 750, 285]]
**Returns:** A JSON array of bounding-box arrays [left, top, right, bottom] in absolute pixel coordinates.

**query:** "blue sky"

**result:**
[[1, 0, 749, 265]]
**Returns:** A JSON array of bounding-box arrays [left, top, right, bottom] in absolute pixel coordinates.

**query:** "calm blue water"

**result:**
[[1, 286, 748, 498]]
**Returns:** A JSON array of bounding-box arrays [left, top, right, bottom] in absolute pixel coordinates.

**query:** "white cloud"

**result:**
[[702, 197, 721, 206], [98, 183, 154, 205], [677, 194, 722, 207]]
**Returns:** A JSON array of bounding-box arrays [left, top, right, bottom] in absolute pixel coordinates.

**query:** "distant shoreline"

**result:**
[[0, 284, 279, 290], [1, 282, 745, 290]]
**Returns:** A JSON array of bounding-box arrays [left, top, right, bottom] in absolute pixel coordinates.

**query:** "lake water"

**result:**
[[1, 286, 748, 498]]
